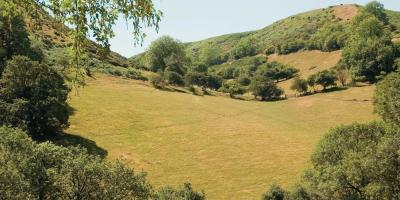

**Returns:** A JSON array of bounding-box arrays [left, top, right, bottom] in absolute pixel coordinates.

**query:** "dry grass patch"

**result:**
[[67, 74, 376, 200], [333, 4, 359, 21]]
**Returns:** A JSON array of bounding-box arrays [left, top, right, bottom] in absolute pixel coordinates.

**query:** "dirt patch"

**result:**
[[333, 4, 359, 21]]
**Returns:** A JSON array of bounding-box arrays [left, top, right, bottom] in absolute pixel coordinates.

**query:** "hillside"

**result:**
[[184, 4, 400, 58], [67, 73, 376, 199], [20, 4, 129, 69]]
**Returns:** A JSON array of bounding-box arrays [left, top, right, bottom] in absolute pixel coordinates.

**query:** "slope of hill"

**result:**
[[20, 4, 129, 68], [184, 4, 400, 58], [67, 73, 376, 200]]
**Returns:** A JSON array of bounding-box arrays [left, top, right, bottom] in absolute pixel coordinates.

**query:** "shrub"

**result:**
[[249, 75, 284, 101], [290, 78, 308, 95], [230, 37, 260, 59], [261, 184, 288, 200], [0, 56, 70, 139], [155, 183, 206, 200], [219, 81, 246, 98], [124, 68, 148, 81], [312, 70, 337, 90], [374, 72, 400, 125], [150, 74, 166, 89], [257, 62, 299, 82], [165, 70, 184, 86]]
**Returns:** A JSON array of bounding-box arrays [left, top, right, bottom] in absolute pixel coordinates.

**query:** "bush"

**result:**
[[257, 62, 299, 82], [185, 72, 222, 91], [150, 74, 166, 89], [249, 76, 284, 101], [124, 68, 148, 81], [155, 183, 205, 200], [230, 37, 260, 59], [261, 184, 287, 200], [165, 70, 184, 86], [290, 78, 308, 95], [308, 70, 337, 90], [219, 81, 246, 98], [374, 72, 400, 125], [0, 56, 70, 139]]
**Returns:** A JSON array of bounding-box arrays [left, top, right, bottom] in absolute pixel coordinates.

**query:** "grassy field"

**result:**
[[67, 73, 376, 200]]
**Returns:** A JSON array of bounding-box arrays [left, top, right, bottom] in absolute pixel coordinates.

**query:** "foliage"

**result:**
[[249, 75, 283, 101], [290, 78, 308, 95], [230, 37, 260, 59], [343, 10, 395, 82], [165, 69, 185, 86], [198, 44, 227, 66], [219, 81, 246, 98], [308, 23, 347, 51], [374, 72, 400, 125], [261, 184, 287, 200], [256, 61, 299, 82], [147, 36, 187, 73], [303, 122, 400, 199], [150, 73, 166, 89], [185, 72, 222, 90], [155, 183, 206, 200], [124, 68, 148, 81], [362, 1, 389, 24], [0, 56, 70, 139], [0, 126, 153, 199], [310, 70, 337, 90]]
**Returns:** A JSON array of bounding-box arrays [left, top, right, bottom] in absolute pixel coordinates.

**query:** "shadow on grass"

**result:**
[[52, 133, 108, 158]]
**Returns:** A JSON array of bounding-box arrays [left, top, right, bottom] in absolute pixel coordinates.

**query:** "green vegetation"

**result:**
[[374, 72, 400, 125], [0, 56, 70, 139], [343, 1, 396, 82], [290, 78, 308, 95], [249, 75, 284, 101]]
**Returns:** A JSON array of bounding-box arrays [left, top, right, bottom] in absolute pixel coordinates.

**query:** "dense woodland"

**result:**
[[1, 0, 400, 199]]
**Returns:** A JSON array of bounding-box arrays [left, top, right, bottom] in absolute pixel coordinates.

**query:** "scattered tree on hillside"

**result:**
[[249, 75, 283, 101], [363, 1, 389, 24], [185, 72, 222, 91], [198, 44, 227, 66], [308, 23, 347, 51], [147, 36, 187, 73], [256, 62, 299, 82], [313, 70, 337, 90], [290, 78, 308, 95], [374, 72, 400, 125], [0, 56, 70, 139], [219, 81, 246, 98]]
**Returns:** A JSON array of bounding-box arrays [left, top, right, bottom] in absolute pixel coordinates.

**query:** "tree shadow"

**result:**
[[51, 132, 108, 158], [320, 87, 348, 93]]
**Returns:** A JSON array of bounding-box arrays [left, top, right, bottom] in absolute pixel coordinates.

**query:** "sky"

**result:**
[[109, 0, 400, 58]]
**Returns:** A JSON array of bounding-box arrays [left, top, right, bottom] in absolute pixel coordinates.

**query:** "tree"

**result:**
[[374, 72, 400, 125], [2, 0, 162, 81], [147, 36, 187, 73], [343, 12, 394, 82], [362, 1, 389, 24], [165, 69, 184, 86], [231, 37, 260, 59], [185, 72, 222, 91], [290, 78, 308, 95], [314, 70, 337, 90], [0, 56, 70, 139], [307, 74, 317, 92], [219, 81, 245, 98], [199, 44, 225, 66], [257, 62, 299, 82], [249, 76, 283, 101], [302, 122, 400, 199]]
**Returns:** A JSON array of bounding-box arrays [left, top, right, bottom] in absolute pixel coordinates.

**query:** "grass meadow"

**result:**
[[67, 72, 376, 199]]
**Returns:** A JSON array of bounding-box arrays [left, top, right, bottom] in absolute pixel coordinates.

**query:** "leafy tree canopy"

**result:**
[[374, 72, 400, 125]]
